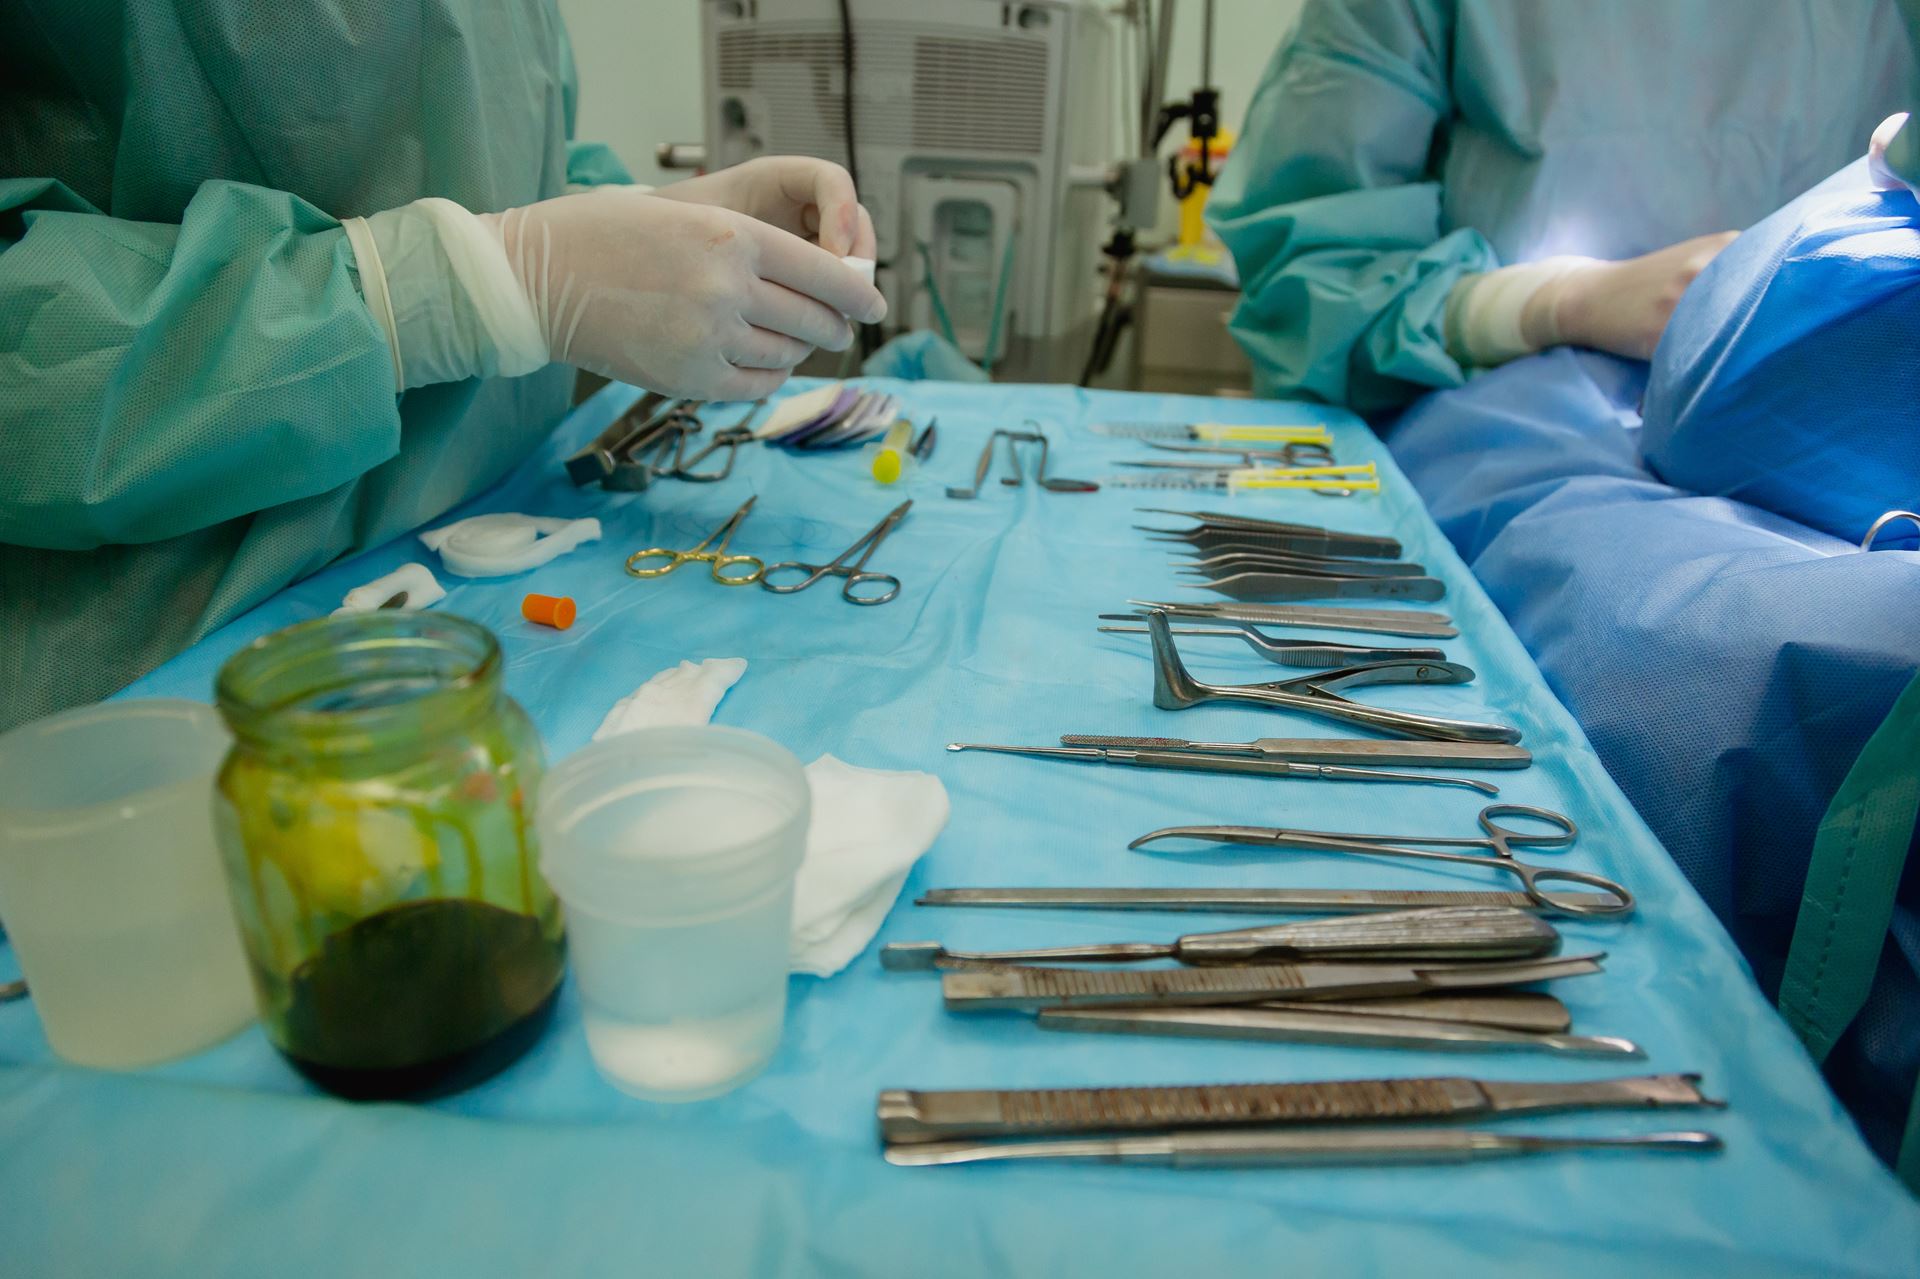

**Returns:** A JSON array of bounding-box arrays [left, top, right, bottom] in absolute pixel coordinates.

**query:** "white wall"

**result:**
[[558, 0, 1302, 196], [557, 0, 705, 187]]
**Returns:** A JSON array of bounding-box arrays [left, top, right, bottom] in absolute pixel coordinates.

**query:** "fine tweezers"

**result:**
[[1145, 613, 1521, 744], [1038, 1005, 1641, 1058], [1192, 572, 1449, 604], [1130, 599, 1457, 639], [1137, 510, 1404, 560], [944, 742, 1500, 795], [940, 953, 1605, 1011], [917, 887, 1618, 917], [884, 1128, 1723, 1168], [1097, 616, 1446, 667], [880, 906, 1558, 970], [1176, 551, 1431, 581], [878, 1072, 1719, 1143], [1054, 735, 1532, 769]]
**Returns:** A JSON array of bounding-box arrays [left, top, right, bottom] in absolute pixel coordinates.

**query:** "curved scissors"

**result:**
[[1128, 804, 1634, 918], [625, 495, 765, 585], [760, 500, 911, 605]]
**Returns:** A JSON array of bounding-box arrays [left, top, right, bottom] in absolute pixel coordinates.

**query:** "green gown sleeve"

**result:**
[[0, 176, 401, 551], [1205, 0, 1499, 411]]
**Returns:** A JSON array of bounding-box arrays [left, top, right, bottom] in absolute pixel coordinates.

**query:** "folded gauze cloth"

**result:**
[[591, 658, 950, 976]]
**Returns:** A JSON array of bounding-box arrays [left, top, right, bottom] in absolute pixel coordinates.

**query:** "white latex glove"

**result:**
[[651, 156, 879, 261], [1517, 231, 1740, 362], [346, 175, 886, 401], [1870, 112, 1920, 197]]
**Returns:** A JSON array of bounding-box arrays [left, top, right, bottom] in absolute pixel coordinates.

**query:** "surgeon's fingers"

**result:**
[[745, 278, 854, 351], [714, 364, 793, 402], [779, 160, 861, 256], [1870, 112, 1918, 194], [852, 203, 877, 259], [751, 222, 887, 322], [726, 323, 813, 371]]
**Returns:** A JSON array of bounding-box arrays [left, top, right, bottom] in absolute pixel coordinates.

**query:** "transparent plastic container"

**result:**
[[538, 726, 809, 1102], [0, 699, 253, 1068]]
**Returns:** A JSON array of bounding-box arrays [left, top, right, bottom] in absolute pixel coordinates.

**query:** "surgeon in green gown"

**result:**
[[0, 2, 886, 730], [1209, 0, 1920, 411]]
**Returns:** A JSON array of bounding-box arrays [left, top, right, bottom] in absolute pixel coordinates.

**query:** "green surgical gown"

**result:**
[[1208, 0, 1920, 411], [0, 1, 631, 730]]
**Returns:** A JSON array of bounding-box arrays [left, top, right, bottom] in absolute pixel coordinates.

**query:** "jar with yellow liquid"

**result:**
[[212, 612, 562, 1100]]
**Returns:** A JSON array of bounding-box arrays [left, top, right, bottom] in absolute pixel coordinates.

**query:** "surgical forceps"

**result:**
[[1137, 511, 1404, 560], [1129, 804, 1635, 918], [761, 500, 911, 605], [1144, 611, 1521, 743], [625, 495, 765, 585], [1130, 599, 1459, 640], [1097, 614, 1445, 667]]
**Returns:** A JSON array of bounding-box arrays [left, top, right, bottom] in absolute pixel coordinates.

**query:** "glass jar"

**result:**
[[212, 612, 563, 1100]]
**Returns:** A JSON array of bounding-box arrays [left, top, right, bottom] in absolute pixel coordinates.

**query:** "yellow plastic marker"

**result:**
[[1192, 424, 1332, 443], [1230, 462, 1380, 493], [871, 421, 915, 484]]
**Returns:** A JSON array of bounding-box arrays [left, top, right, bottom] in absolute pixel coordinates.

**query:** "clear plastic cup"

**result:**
[[0, 699, 254, 1068], [538, 726, 809, 1102]]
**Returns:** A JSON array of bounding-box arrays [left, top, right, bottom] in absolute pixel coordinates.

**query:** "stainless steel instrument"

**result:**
[[879, 906, 1558, 970], [878, 1072, 1720, 1143], [1144, 612, 1521, 744], [1054, 734, 1532, 769], [1131, 803, 1636, 918], [916, 886, 1620, 917], [944, 741, 1500, 795], [1129, 599, 1458, 639], [1097, 615, 1446, 667], [939, 953, 1605, 1011], [883, 1127, 1723, 1168], [1135, 510, 1404, 560], [1038, 1004, 1640, 1057]]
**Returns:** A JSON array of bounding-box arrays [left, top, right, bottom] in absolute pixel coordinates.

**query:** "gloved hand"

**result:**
[[1869, 112, 1920, 197], [1518, 231, 1740, 362], [651, 156, 879, 260], [349, 174, 886, 400]]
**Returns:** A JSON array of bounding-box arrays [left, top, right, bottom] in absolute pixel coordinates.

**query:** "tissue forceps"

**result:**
[[625, 495, 765, 585], [1097, 615, 1445, 667], [1137, 511, 1404, 560], [760, 500, 911, 605], [1129, 804, 1635, 918]]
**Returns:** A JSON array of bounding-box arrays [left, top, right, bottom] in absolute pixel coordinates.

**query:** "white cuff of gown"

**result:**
[[343, 199, 549, 391], [1444, 256, 1599, 368]]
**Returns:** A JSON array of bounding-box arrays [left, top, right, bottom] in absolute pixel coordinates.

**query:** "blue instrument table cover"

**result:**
[[2, 380, 1915, 1277]]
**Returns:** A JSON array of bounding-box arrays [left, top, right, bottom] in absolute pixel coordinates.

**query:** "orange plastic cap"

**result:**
[[522, 593, 576, 630]]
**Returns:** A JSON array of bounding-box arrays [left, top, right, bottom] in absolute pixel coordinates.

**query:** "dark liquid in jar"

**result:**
[[274, 899, 565, 1100]]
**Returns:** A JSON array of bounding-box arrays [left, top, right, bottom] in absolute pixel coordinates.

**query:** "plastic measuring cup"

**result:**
[[538, 726, 809, 1102], [0, 699, 254, 1068]]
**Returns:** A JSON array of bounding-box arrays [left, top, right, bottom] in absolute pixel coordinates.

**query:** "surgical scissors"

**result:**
[[625, 495, 765, 585], [1128, 804, 1635, 917], [760, 500, 912, 605]]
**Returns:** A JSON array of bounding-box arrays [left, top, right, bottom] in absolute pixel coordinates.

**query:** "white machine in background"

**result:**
[[698, 0, 1128, 381]]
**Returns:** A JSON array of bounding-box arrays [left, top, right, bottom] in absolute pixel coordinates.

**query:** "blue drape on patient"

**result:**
[[1386, 346, 1920, 1164], [1641, 158, 1920, 544]]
